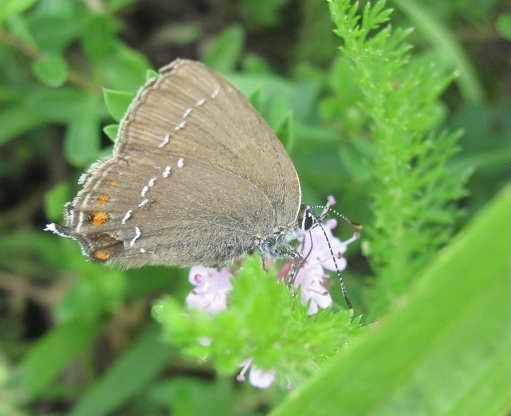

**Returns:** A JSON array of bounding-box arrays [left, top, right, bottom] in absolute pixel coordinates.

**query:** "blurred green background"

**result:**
[[0, 0, 509, 414]]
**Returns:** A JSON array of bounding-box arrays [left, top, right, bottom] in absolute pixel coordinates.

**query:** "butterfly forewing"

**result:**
[[53, 59, 302, 268]]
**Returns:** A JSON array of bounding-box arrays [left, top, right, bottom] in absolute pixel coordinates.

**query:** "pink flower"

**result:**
[[293, 214, 360, 314], [237, 359, 276, 389], [292, 260, 333, 314], [298, 219, 348, 271], [186, 266, 233, 314], [186, 195, 361, 389]]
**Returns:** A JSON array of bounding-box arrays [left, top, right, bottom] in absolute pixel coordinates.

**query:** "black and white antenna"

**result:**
[[300, 201, 362, 315]]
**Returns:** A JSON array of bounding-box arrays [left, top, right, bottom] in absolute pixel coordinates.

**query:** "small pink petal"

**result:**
[[249, 367, 276, 389]]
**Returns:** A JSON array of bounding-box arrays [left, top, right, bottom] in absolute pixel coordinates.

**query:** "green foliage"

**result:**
[[68, 325, 176, 416], [394, 0, 485, 103], [154, 256, 362, 385], [328, 0, 468, 315], [239, 0, 291, 27], [496, 12, 511, 40], [271, 185, 511, 416], [102, 89, 135, 122], [31, 53, 68, 87], [204, 25, 246, 73], [0, 0, 150, 166]]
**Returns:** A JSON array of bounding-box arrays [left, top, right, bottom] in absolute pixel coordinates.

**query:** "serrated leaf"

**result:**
[[271, 186, 511, 416], [31, 54, 69, 87]]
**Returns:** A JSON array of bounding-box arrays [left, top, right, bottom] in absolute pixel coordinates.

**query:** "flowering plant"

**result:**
[[153, 201, 363, 388]]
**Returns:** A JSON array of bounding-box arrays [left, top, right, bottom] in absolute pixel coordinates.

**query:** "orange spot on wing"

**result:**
[[89, 211, 109, 226], [97, 194, 110, 205], [93, 250, 110, 261]]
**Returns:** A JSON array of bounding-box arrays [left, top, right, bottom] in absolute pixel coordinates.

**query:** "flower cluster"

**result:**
[[185, 197, 360, 388]]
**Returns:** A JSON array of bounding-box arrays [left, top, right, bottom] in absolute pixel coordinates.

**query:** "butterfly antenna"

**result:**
[[315, 220, 354, 316], [310, 205, 363, 230]]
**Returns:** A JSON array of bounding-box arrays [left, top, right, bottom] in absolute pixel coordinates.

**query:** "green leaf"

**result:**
[[496, 13, 511, 41], [204, 25, 245, 73], [81, 14, 118, 62], [275, 112, 295, 153], [103, 124, 119, 141], [55, 267, 126, 323], [103, 89, 134, 122], [393, 0, 484, 104], [31, 53, 69, 87], [44, 181, 71, 221], [28, 14, 83, 52], [27, 89, 95, 123], [11, 320, 103, 398], [271, 185, 511, 416], [69, 325, 175, 416], [154, 255, 361, 383], [0, 105, 45, 146], [0, 231, 67, 275], [101, 46, 151, 91], [63, 97, 101, 166], [0, 0, 37, 20], [239, 0, 290, 27]]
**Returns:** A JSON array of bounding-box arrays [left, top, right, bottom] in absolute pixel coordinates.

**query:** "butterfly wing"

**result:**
[[52, 59, 301, 267]]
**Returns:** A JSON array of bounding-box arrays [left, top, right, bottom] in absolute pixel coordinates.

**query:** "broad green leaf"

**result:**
[[266, 95, 290, 134], [27, 89, 95, 123], [43, 181, 71, 221], [145, 69, 159, 80], [63, 98, 101, 166], [103, 89, 134, 122], [28, 14, 82, 52], [275, 112, 295, 153], [69, 325, 175, 416], [0, 105, 45, 145], [496, 13, 511, 41], [103, 124, 119, 141], [81, 14, 118, 62], [55, 267, 126, 323], [271, 185, 511, 416], [31, 53, 69, 87], [11, 320, 103, 398], [204, 26, 245, 73], [3, 12, 36, 48], [0, 231, 67, 275], [101, 46, 150, 91], [0, 86, 28, 103]]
